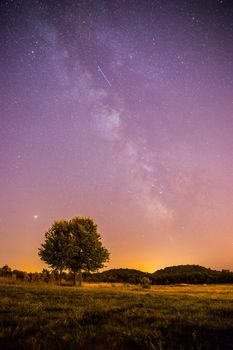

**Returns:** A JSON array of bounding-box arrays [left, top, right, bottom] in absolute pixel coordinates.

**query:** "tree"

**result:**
[[41, 269, 50, 283], [38, 216, 110, 286], [1, 265, 12, 277]]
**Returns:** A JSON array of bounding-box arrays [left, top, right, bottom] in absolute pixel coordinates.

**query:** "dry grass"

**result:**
[[0, 281, 233, 349]]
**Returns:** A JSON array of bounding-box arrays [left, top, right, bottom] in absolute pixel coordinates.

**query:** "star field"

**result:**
[[0, 0, 233, 272]]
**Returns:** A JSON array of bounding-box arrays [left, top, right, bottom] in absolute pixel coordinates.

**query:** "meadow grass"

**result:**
[[0, 281, 233, 349]]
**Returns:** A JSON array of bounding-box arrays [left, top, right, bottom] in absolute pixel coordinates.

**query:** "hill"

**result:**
[[151, 264, 233, 284], [86, 265, 233, 285], [85, 268, 148, 284]]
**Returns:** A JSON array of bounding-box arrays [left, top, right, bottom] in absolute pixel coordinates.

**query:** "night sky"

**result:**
[[1, 0, 233, 272]]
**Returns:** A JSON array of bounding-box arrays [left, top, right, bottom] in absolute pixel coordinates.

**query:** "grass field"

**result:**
[[0, 281, 233, 349]]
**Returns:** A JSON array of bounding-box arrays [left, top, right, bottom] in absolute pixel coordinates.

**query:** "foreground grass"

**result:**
[[0, 282, 233, 349]]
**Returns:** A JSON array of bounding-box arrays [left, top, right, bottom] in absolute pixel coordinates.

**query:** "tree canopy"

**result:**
[[38, 216, 109, 285]]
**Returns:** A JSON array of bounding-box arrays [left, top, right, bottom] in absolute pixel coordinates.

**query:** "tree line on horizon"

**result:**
[[1, 216, 233, 286], [1, 264, 233, 285]]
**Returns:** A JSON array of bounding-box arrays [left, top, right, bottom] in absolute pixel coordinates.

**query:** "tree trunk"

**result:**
[[59, 269, 62, 286], [78, 269, 82, 286], [73, 270, 82, 286], [73, 271, 77, 286]]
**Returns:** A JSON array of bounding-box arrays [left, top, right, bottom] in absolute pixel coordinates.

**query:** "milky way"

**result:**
[[1, 0, 233, 272]]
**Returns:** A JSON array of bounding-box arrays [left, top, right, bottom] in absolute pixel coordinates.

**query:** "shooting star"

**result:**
[[97, 65, 112, 87]]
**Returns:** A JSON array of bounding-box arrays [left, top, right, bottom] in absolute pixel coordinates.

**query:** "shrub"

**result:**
[[141, 277, 151, 289]]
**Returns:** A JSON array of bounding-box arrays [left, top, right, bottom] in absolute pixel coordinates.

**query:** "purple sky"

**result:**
[[1, 0, 233, 272]]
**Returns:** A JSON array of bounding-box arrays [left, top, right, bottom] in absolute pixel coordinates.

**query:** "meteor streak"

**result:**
[[97, 65, 112, 87]]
